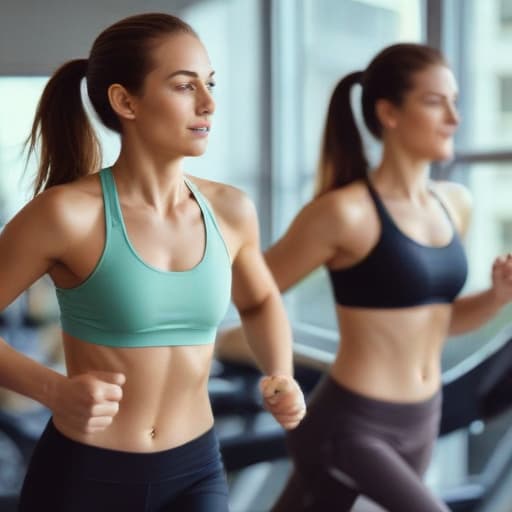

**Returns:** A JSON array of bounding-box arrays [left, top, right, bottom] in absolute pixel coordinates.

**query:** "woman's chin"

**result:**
[[430, 145, 454, 162], [436, 150, 454, 162], [185, 144, 209, 158]]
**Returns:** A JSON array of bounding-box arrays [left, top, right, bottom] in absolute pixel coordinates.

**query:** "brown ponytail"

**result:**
[[315, 71, 367, 197], [28, 59, 101, 195]]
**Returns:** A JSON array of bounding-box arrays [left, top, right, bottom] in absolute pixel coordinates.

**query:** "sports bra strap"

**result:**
[[427, 187, 456, 227], [365, 181, 393, 226], [99, 169, 122, 227], [366, 180, 456, 229], [184, 177, 230, 255]]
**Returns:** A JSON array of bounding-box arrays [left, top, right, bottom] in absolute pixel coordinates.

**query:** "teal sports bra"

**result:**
[[56, 168, 232, 348]]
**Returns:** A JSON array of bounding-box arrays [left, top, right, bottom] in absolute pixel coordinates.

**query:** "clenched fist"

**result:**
[[52, 371, 125, 434], [491, 253, 512, 305], [259, 375, 306, 430]]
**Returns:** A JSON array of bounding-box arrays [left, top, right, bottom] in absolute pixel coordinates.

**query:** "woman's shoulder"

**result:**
[[430, 180, 472, 234], [37, 172, 101, 211], [1, 174, 103, 256], [185, 175, 256, 228], [305, 179, 374, 228], [431, 180, 472, 207], [14, 173, 103, 235]]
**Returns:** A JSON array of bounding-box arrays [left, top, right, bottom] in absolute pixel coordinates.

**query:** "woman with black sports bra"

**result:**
[[0, 13, 306, 512], [218, 43, 512, 511]]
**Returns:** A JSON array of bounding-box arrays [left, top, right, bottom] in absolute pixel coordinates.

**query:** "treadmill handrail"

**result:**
[[442, 324, 512, 384]]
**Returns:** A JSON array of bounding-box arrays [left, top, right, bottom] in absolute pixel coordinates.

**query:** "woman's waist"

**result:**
[[338, 302, 452, 338], [330, 353, 442, 403], [54, 398, 215, 453], [60, 347, 215, 452]]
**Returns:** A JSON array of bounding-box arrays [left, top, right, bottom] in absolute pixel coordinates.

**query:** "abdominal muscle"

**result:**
[[331, 303, 452, 403], [55, 333, 216, 453]]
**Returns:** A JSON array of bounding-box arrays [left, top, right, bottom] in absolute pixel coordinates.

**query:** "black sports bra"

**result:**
[[328, 182, 468, 308]]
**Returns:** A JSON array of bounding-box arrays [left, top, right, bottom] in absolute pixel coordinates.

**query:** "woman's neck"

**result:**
[[371, 146, 431, 200], [111, 150, 189, 210]]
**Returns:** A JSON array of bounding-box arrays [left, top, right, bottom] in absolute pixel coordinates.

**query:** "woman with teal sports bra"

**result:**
[[0, 13, 305, 511]]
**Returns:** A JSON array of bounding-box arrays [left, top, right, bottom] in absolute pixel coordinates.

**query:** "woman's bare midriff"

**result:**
[[55, 333, 216, 452], [330, 303, 452, 403]]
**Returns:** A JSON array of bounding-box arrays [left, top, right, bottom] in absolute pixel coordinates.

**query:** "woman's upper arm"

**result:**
[[0, 192, 67, 311], [265, 198, 339, 292], [229, 193, 277, 313]]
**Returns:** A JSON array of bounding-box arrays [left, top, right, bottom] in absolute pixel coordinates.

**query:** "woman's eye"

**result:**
[[206, 81, 216, 91], [177, 83, 194, 91]]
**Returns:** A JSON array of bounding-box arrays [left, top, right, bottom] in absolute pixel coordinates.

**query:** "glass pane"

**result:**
[[0, 77, 48, 222], [500, 0, 512, 27], [458, 0, 512, 151]]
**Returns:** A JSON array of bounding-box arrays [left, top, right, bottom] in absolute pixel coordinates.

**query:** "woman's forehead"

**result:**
[[410, 65, 458, 95], [149, 33, 212, 77]]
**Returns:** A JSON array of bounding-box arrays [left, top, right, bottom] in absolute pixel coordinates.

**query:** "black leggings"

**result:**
[[272, 375, 450, 512], [19, 419, 229, 512]]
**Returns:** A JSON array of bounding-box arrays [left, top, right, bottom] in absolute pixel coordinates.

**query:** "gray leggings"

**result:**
[[272, 375, 450, 512]]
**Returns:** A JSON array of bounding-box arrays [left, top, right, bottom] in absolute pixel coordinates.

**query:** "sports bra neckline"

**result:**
[[107, 167, 210, 275], [366, 180, 457, 250]]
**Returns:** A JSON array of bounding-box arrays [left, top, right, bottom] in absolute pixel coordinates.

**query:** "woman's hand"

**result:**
[[259, 375, 306, 430], [491, 253, 512, 306], [52, 371, 125, 434]]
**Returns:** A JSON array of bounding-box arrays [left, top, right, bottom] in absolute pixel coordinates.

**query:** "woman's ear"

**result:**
[[107, 83, 137, 121], [375, 98, 398, 130]]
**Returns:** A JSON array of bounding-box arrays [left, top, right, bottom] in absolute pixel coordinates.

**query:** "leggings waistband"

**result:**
[[310, 375, 442, 427], [42, 419, 222, 483]]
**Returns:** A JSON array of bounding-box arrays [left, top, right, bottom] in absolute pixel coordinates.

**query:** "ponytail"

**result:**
[[314, 71, 368, 197], [27, 58, 101, 195]]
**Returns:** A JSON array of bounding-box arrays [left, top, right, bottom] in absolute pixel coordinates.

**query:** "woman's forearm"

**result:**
[[238, 291, 293, 377], [0, 337, 65, 409], [449, 288, 506, 335]]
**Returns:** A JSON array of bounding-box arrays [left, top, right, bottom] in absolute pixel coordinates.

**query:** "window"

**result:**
[[0, 78, 48, 223], [500, 0, 512, 28], [500, 218, 512, 251], [499, 75, 512, 132], [456, 0, 512, 150]]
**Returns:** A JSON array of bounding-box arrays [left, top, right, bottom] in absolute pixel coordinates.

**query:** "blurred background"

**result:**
[[1, 1, 512, 511]]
